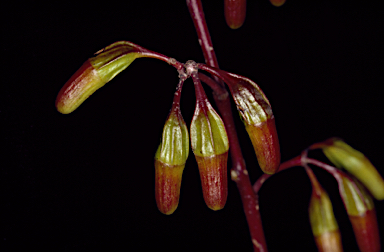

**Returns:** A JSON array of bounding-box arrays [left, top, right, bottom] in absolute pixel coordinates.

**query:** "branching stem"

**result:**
[[186, 1, 268, 251]]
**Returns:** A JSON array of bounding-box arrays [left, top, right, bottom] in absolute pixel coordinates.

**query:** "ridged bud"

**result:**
[[339, 177, 381, 252], [191, 82, 229, 211], [154, 98, 189, 215], [219, 71, 280, 174], [322, 138, 384, 200], [56, 41, 141, 114]]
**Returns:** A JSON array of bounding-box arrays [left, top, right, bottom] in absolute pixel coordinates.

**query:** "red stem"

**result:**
[[253, 155, 302, 194], [187, 1, 268, 251], [186, 0, 224, 88]]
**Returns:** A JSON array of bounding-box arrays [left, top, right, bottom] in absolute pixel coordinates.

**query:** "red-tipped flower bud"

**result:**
[[322, 138, 384, 200], [56, 41, 141, 114], [338, 177, 381, 252], [190, 80, 229, 211], [224, 0, 246, 29], [215, 70, 280, 174], [154, 95, 189, 215]]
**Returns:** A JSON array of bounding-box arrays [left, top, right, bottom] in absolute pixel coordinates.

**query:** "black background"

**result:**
[[2, 1, 383, 251]]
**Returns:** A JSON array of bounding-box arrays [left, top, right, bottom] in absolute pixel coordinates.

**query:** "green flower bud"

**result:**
[[56, 41, 141, 114], [338, 177, 381, 252], [154, 91, 189, 215], [191, 81, 229, 211], [322, 138, 384, 200], [306, 167, 343, 252], [221, 71, 280, 174]]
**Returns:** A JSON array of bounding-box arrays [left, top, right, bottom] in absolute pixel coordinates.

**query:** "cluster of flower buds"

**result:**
[[55, 41, 281, 215], [201, 66, 281, 174], [314, 138, 383, 252]]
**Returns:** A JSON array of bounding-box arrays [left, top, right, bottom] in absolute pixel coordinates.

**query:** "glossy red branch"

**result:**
[[253, 155, 302, 193], [186, 0, 225, 88], [187, 1, 268, 251]]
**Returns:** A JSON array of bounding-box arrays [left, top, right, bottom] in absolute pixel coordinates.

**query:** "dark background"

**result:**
[[2, 1, 383, 251]]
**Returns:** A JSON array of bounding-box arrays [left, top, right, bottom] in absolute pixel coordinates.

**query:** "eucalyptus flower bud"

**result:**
[[221, 71, 280, 174], [56, 41, 141, 114], [195, 66, 281, 174], [309, 186, 343, 252], [224, 0, 246, 29], [322, 138, 384, 200], [339, 177, 381, 252], [190, 81, 229, 211], [268, 0, 286, 7], [154, 99, 189, 215]]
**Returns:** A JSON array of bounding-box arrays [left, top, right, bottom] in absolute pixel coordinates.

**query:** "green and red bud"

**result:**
[[322, 138, 384, 200], [268, 0, 286, 7], [338, 176, 381, 252], [191, 81, 229, 211], [306, 168, 343, 252], [308, 186, 343, 252], [218, 71, 280, 174], [56, 41, 141, 114], [224, 0, 246, 29], [154, 94, 189, 215]]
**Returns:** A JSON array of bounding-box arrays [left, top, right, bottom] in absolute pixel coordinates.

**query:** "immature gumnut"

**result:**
[[154, 97, 189, 215], [308, 183, 343, 252], [268, 0, 286, 7], [190, 80, 229, 211], [56, 41, 141, 114], [322, 138, 384, 200], [224, 0, 246, 29], [215, 70, 280, 174], [338, 177, 381, 252]]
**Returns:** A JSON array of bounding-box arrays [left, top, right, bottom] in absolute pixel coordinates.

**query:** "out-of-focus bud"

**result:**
[[224, 0, 246, 29], [308, 186, 343, 252], [56, 41, 141, 114], [154, 97, 189, 215], [306, 166, 343, 252], [339, 176, 381, 252], [322, 138, 384, 200], [190, 82, 229, 211], [269, 0, 286, 7], [217, 70, 280, 174]]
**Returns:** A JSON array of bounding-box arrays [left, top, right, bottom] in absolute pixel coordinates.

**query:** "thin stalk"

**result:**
[[187, 1, 268, 251], [253, 155, 302, 194], [186, 0, 224, 88]]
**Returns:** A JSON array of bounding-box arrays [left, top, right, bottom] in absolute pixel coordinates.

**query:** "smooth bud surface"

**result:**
[[224, 0, 246, 29], [306, 166, 343, 251], [323, 139, 384, 200], [309, 188, 343, 252], [269, 0, 286, 7], [309, 188, 339, 237], [56, 41, 140, 114], [314, 231, 343, 252], [154, 103, 189, 215], [338, 177, 381, 252]]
